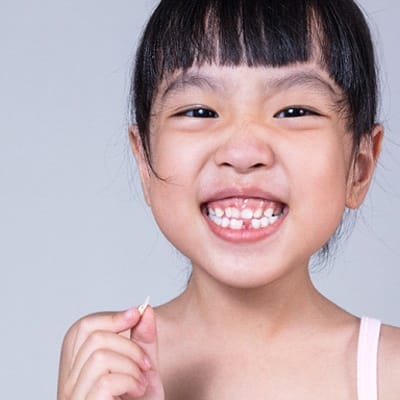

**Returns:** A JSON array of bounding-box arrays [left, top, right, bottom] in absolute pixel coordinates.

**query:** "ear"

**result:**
[[345, 124, 383, 209], [129, 125, 152, 206]]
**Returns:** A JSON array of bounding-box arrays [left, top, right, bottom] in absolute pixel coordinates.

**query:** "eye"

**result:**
[[177, 107, 219, 118], [274, 107, 319, 119]]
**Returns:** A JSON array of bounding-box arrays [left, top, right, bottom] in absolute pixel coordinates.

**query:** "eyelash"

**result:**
[[274, 107, 319, 118], [175, 106, 319, 119], [176, 107, 219, 118]]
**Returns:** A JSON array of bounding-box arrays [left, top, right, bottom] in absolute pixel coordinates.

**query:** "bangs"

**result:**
[[137, 0, 313, 87], [153, 0, 311, 71]]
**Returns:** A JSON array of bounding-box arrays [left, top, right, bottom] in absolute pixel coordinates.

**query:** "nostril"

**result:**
[[251, 163, 265, 169], [219, 161, 267, 170]]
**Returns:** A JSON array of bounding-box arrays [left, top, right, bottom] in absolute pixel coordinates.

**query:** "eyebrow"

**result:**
[[160, 72, 222, 102], [159, 69, 341, 104], [265, 71, 340, 99]]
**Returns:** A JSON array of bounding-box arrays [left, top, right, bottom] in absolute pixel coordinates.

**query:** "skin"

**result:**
[[57, 63, 400, 399]]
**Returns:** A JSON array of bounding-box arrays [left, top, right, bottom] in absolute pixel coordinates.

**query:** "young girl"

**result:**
[[57, 0, 400, 399]]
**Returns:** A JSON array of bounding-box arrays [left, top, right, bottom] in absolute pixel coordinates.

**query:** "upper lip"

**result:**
[[200, 186, 287, 205]]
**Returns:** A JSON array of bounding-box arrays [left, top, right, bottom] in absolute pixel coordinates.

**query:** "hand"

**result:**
[[57, 306, 165, 399]]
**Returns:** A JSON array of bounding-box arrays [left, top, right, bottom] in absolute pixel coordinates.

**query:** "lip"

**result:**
[[200, 186, 288, 244]]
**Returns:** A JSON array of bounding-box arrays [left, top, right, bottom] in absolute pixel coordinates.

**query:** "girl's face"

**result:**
[[132, 63, 381, 289]]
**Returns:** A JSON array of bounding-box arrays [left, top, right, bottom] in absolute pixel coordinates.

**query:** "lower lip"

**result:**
[[203, 209, 287, 244]]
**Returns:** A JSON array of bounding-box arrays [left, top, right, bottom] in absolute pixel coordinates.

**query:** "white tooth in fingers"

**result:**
[[253, 208, 263, 218], [264, 208, 274, 218], [225, 207, 232, 218], [222, 217, 230, 228], [269, 215, 279, 224], [231, 208, 240, 218], [230, 219, 243, 230], [241, 208, 253, 219], [215, 208, 224, 218], [138, 296, 151, 316], [260, 217, 270, 228], [251, 219, 261, 229]]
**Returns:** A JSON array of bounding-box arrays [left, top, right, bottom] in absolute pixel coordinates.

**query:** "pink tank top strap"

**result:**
[[357, 316, 382, 400]]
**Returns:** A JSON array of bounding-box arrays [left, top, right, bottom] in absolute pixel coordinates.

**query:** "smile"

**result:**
[[204, 198, 286, 231]]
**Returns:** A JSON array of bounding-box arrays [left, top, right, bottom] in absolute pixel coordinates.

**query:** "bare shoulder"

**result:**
[[379, 324, 400, 400]]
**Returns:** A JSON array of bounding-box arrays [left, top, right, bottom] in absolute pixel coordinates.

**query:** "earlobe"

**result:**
[[129, 125, 152, 206], [345, 124, 383, 209]]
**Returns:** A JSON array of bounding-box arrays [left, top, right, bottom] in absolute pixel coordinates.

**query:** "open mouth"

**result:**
[[203, 198, 287, 231]]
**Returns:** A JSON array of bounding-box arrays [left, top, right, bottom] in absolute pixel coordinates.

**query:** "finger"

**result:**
[[86, 373, 148, 400], [70, 308, 142, 368], [68, 330, 152, 388], [70, 348, 147, 399], [130, 307, 158, 370]]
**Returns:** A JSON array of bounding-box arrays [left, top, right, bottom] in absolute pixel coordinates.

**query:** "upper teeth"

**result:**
[[208, 206, 278, 219], [207, 206, 283, 230], [241, 208, 253, 219]]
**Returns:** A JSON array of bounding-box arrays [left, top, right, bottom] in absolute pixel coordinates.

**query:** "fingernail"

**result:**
[[143, 356, 152, 370], [123, 307, 137, 319]]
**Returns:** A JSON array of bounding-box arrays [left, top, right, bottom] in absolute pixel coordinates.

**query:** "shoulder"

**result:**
[[379, 323, 400, 400]]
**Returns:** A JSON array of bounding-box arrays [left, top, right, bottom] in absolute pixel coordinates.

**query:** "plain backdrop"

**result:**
[[1, 0, 399, 398]]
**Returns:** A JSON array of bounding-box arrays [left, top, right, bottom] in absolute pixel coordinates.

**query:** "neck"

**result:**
[[174, 263, 334, 339]]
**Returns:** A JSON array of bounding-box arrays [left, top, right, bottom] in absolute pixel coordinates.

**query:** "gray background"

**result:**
[[1, 0, 399, 398]]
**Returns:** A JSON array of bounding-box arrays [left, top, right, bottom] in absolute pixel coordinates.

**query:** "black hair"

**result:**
[[130, 0, 378, 165]]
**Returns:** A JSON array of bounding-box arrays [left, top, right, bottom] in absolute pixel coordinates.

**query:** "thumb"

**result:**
[[130, 307, 165, 399], [130, 306, 159, 368]]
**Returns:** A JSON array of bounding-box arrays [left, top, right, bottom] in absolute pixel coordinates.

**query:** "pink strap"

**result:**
[[357, 317, 381, 400]]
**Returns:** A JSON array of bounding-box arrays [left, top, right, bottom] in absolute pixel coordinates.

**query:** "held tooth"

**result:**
[[138, 296, 151, 316], [225, 207, 232, 218], [208, 208, 216, 216], [264, 208, 274, 218], [230, 219, 243, 230], [251, 219, 261, 229], [260, 217, 270, 228], [231, 208, 241, 218], [215, 208, 224, 218], [241, 208, 253, 220]]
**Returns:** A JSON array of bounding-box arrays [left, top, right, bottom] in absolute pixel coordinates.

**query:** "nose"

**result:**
[[214, 122, 275, 173]]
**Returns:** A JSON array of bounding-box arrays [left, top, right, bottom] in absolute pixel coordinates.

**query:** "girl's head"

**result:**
[[131, 0, 378, 164], [129, 0, 383, 286]]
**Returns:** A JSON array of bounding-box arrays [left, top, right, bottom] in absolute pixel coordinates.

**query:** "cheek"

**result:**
[[145, 137, 202, 238], [287, 133, 349, 190], [150, 132, 211, 184], [286, 138, 350, 238]]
